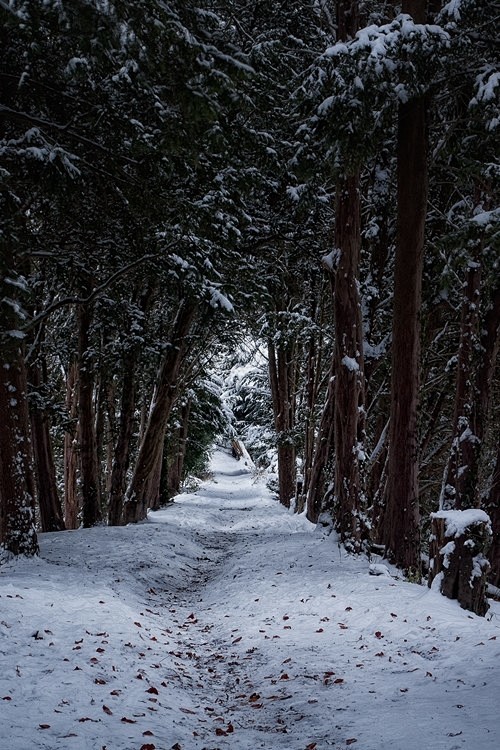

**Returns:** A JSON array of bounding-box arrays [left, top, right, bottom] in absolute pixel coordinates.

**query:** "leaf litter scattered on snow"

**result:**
[[1, 449, 499, 749]]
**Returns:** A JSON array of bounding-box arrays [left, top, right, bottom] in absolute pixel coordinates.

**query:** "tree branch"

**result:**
[[0, 104, 140, 165], [27, 245, 178, 328], [0, 0, 18, 17]]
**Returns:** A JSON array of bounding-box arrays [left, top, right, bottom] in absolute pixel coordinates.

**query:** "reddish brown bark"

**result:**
[[145, 447, 164, 512], [0, 344, 39, 557], [429, 513, 490, 616], [370, 416, 389, 542], [166, 399, 192, 501], [481, 285, 500, 585], [309, 1, 366, 546], [268, 339, 296, 508], [0, 242, 38, 557], [306, 368, 336, 523], [431, 278, 499, 595], [336, 0, 359, 40], [123, 300, 197, 524], [306, 5, 364, 529], [29, 359, 65, 532], [333, 173, 365, 548], [108, 362, 138, 525], [95, 366, 107, 500], [103, 379, 116, 498], [440, 261, 481, 510], [108, 285, 154, 525], [298, 334, 318, 513], [64, 359, 79, 529], [402, 0, 427, 21], [486, 441, 500, 587], [475, 284, 500, 439], [77, 302, 102, 528], [383, 0, 428, 574]]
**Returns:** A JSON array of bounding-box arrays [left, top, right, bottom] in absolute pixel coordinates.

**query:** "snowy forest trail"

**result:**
[[1, 449, 500, 750]]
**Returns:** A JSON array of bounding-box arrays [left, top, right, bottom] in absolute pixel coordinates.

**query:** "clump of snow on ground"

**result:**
[[1, 449, 499, 749]]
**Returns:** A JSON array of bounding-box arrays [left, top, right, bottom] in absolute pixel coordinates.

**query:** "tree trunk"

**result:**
[[95, 363, 107, 503], [0, 240, 38, 557], [108, 362, 138, 525], [166, 399, 192, 500], [145, 444, 164, 512], [439, 278, 500, 527], [383, 0, 427, 575], [440, 260, 481, 510], [64, 359, 79, 529], [333, 172, 365, 549], [123, 300, 197, 524], [475, 283, 500, 442], [306, 368, 336, 523], [108, 284, 153, 525], [336, 0, 358, 40], [486, 441, 500, 587], [104, 379, 117, 497], [370, 416, 389, 542], [77, 302, 101, 528], [432, 277, 500, 597], [268, 339, 296, 508], [297, 339, 316, 513], [480, 287, 500, 586], [29, 359, 65, 532], [429, 511, 491, 616], [0, 343, 39, 557]]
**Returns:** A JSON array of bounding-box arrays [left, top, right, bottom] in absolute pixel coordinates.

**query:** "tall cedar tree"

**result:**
[[332, 0, 366, 549], [0, 252, 39, 557], [268, 335, 297, 508], [123, 300, 198, 524], [382, 0, 428, 575], [28, 344, 65, 532]]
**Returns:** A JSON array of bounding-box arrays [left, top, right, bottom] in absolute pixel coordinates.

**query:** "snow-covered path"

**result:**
[[1, 449, 500, 750]]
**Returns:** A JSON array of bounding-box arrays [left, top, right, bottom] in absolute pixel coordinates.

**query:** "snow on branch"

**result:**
[[323, 14, 449, 63], [0, 105, 140, 165], [470, 207, 500, 228], [440, 0, 465, 21], [472, 69, 500, 104], [206, 285, 233, 312], [27, 249, 177, 329], [315, 14, 450, 115]]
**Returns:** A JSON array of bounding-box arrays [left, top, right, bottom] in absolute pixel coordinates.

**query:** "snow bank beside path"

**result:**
[[1, 449, 499, 750]]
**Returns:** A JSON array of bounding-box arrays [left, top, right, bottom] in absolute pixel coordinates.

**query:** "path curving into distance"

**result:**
[[1, 448, 499, 750]]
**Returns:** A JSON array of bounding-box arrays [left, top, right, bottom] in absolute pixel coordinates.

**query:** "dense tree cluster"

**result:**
[[1, 1, 498, 614]]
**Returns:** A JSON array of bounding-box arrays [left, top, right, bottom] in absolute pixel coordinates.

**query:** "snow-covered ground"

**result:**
[[1, 449, 499, 750]]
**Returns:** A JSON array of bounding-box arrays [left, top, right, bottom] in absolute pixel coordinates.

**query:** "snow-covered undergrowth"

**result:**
[[1, 450, 499, 750]]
